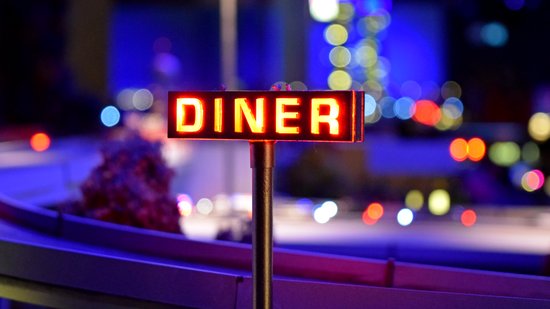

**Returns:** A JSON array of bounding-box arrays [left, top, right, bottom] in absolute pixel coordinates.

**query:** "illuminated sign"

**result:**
[[167, 91, 364, 142]]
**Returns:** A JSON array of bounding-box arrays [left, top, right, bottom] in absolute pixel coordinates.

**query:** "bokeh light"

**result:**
[[467, 137, 486, 162], [153, 53, 181, 77], [336, 2, 355, 22], [328, 70, 352, 90], [196, 198, 214, 215], [441, 97, 464, 119], [116, 88, 136, 111], [521, 169, 545, 192], [363, 80, 384, 100], [177, 194, 193, 217], [450, 138, 469, 162], [488, 142, 520, 167], [133, 88, 154, 111], [405, 190, 424, 210], [364, 106, 382, 124], [313, 200, 339, 224], [329, 46, 352, 68], [30, 132, 51, 152], [362, 202, 384, 225], [480, 22, 508, 47], [321, 200, 338, 218], [394, 97, 416, 120], [309, 0, 339, 22], [436, 108, 462, 131], [528, 112, 550, 142], [509, 163, 530, 187], [440, 81, 462, 99], [545, 176, 550, 197], [461, 209, 477, 227], [522, 142, 540, 164], [428, 189, 451, 216], [324, 23, 348, 45], [367, 202, 384, 220], [289, 81, 308, 90], [397, 208, 414, 226], [364, 94, 377, 117], [379, 96, 396, 118], [421, 81, 440, 101], [412, 100, 441, 126], [313, 207, 330, 224], [400, 80, 422, 100], [355, 45, 378, 68], [100, 106, 121, 127]]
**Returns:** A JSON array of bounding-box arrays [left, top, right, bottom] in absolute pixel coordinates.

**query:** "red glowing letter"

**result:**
[[275, 98, 300, 134], [176, 98, 204, 132], [311, 98, 340, 135], [235, 98, 265, 133]]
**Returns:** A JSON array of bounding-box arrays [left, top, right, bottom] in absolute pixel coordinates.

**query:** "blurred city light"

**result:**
[[461, 209, 477, 227], [528, 112, 550, 142], [489, 142, 520, 167], [328, 70, 352, 90], [133, 88, 154, 111], [29, 133, 51, 152], [397, 208, 414, 226], [522, 142, 540, 164], [405, 189, 424, 210], [441, 97, 464, 119], [196, 198, 214, 215], [480, 22, 509, 47], [100, 106, 121, 127], [449, 137, 486, 162], [380, 96, 396, 118], [450, 138, 469, 162], [313, 200, 339, 224], [329, 46, 352, 67], [394, 97, 415, 120], [509, 163, 530, 187], [412, 99, 440, 126], [336, 2, 355, 22], [521, 169, 545, 192], [441, 81, 462, 99], [400, 80, 421, 100], [324, 24, 348, 45], [177, 194, 194, 217], [310, 0, 340, 22], [116, 88, 136, 111], [467, 138, 486, 162], [428, 189, 451, 216], [364, 94, 377, 117]]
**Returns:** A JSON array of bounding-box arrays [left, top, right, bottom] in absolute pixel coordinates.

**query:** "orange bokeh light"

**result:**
[[30, 132, 51, 152], [412, 100, 441, 126], [367, 202, 384, 220], [450, 137, 486, 162], [467, 137, 486, 161], [461, 209, 477, 227], [449, 138, 468, 162], [362, 211, 378, 225]]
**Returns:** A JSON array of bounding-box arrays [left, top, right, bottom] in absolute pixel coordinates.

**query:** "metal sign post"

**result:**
[[250, 141, 274, 309]]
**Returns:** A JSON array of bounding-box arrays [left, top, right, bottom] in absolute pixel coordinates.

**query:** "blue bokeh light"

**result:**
[[394, 97, 415, 120], [100, 106, 121, 127], [481, 22, 508, 47], [364, 94, 378, 117]]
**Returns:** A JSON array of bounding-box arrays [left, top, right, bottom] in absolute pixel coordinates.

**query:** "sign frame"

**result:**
[[167, 90, 364, 143]]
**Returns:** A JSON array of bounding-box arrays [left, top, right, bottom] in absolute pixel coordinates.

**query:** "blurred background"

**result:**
[[1, 0, 550, 275]]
